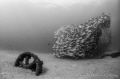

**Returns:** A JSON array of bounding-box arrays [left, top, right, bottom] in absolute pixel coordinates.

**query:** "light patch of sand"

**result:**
[[0, 50, 120, 79]]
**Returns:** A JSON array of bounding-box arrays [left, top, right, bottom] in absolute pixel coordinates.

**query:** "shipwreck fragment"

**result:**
[[15, 52, 43, 76], [53, 13, 111, 59]]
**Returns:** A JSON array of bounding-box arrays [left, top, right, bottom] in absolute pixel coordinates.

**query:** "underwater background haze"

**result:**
[[0, 0, 119, 53]]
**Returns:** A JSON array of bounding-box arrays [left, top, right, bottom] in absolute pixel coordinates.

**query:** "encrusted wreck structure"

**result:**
[[53, 13, 111, 59], [15, 52, 43, 76]]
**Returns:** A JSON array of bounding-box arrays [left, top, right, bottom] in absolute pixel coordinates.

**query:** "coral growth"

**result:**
[[53, 13, 111, 59]]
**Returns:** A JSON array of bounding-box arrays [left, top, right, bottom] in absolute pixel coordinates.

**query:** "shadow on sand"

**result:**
[[41, 67, 48, 75]]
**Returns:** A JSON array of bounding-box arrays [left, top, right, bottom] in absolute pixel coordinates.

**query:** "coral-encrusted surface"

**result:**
[[53, 13, 111, 59]]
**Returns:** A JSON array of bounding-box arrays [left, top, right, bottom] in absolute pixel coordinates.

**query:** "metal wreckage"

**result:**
[[53, 13, 111, 59], [14, 52, 43, 76]]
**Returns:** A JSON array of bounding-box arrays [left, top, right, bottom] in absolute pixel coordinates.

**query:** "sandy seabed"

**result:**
[[0, 50, 120, 79]]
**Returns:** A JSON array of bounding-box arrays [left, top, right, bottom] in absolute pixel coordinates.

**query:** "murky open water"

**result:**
[[0, 0, 119, 53]]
